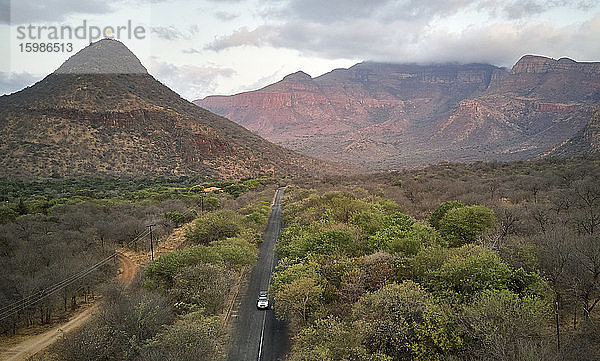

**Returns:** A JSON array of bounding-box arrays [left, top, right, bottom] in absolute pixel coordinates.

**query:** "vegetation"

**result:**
[[6, 157, 600, 360], [275, 157, 600, 361], [32, 182, 275, 361]]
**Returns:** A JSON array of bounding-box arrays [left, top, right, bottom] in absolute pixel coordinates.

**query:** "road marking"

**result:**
[[257, 311, 267, 361], [257, 188, 283, 361]]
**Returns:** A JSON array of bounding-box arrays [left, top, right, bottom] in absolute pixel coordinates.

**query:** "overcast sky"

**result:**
[[1, 0, 600, 100]]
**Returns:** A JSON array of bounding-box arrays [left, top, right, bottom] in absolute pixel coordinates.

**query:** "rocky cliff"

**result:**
[[196, 56, 600, 169]]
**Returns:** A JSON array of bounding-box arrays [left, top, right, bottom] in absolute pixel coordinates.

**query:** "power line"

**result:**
[[1, 202, 200, 323], [0, 229, 149, 321], [0, 253, 118, 321], [0, 229, 150, 322]]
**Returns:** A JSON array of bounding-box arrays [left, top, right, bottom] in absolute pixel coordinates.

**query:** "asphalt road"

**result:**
[[228, 187, 288, 361]]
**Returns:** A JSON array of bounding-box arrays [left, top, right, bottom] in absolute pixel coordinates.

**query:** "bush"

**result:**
[[210, 237, 258, 270], [144, 237, 257, 290], [184, 210, 243, 245], [168, 263, 234, 314], [142, 311, 227, 361], [459, 289, 552, 360], [54, 287, 174, 361], [143, 246, 222, 289], [438, 205, 496, 247], [352, 281, 462, 361], [203, 196, 221, 211], [413, 245, 548, 303], [164, 211, 186, 227], [0, 206, 18, 223], [429, 200, 465, 230], [365, 222, 441, 255]]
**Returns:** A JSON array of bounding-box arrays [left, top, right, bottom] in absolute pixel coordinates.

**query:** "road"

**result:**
[[228, 187, 288, 361], [0, 251, 137, 361]]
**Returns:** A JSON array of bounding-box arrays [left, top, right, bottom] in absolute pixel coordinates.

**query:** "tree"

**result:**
[[288, 316, 371, 361], [0, 206, 18, 223], [569, 179, 600, 235], [351, 281, 461, 361], [429, 201, 465, 230], [169, 264, 234, 314], [164, 211, 186, 227], [366, 222, 441, 255], [438, 205, 496, 247], [569, 234, 600, 321], [184, 210, 242, 245], [55, 286, 174, 361], [142, 311, 227, 361], [273, 277, 323, 330], [209, 237, 258, 270], [459, 289, 552, 361], [411, 245, 546, 303], [15, 198, 28, 215]]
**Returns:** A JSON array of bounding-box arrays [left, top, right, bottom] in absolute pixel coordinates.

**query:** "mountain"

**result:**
[[545, 109, 600, 157], [195, 56, 600, 169], [0, 39, 332, 179]]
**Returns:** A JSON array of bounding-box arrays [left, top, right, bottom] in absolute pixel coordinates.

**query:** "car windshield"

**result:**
[[258, 296, 268, 300]]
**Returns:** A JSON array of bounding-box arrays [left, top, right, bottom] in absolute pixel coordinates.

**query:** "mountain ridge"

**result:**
[[195, 55, 600, 169]]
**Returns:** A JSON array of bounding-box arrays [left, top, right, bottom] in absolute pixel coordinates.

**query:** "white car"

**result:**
[[257, 291, 269, 309]]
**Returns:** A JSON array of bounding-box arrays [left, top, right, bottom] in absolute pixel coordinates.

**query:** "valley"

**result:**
[[1, 32, 599, 361]]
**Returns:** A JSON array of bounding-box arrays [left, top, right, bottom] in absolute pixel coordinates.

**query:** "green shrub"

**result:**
[[164, 211, 186, 227], [429, 200, 465, 230], [142, 311, 226, 361], [184, 210, 242, 245], [168, 264, 234, 314], [438, 205, 495, 247], [352, 281, 462, 361], [0, 206, 18, 223]]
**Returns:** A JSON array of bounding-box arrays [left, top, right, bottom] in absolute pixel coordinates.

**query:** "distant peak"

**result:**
[[282, 71, 312, 81], [512, 54, 600, 74], [54, 39, 147, 74], [557, 57, 576, 64]]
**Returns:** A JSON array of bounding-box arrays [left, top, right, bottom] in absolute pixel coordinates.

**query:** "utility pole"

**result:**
[[555, 299, 560, 351], [200, 196, 204, 212], [147, 224, 156, 261]]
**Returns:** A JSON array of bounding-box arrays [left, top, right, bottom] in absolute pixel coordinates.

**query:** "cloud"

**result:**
[[0, 71, 43, 95], [214, 11, 239, 21], [204, 1, 600, 66], [182, 48, 202, 54], [0, 0, 9, 23], [204, 26, 274, 50], [266, 0, 592, 23], [148, 59, 236, 99], [151, 25, 200, 40], [151, 26, 186, 40], [4, 0, 114, 24], [407, 14, 600, 65]]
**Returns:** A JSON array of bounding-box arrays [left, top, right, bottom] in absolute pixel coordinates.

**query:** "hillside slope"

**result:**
[[0, 39, 331, 179], [196, 56, 600, 169]]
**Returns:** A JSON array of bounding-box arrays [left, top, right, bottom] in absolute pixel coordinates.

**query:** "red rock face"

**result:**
[[195, 58, 600, 169], [512, 55, 600, 75]]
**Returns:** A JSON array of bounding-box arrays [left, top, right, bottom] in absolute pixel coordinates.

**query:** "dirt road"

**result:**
[[0, 251, 137, 361], [116, 252, 137, 288]]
